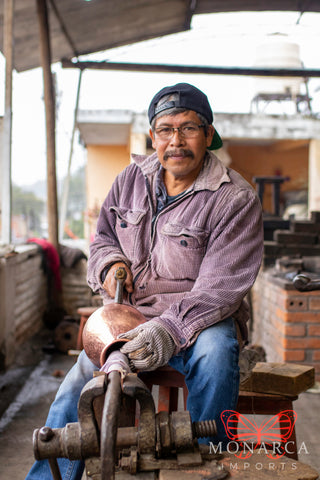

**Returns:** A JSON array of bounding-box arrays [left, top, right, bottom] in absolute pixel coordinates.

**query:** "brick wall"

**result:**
[[61, 259, 93, 317], [0, 246, 95, 369], [0, 245, 47, 368], [252, 269, 320, 382]]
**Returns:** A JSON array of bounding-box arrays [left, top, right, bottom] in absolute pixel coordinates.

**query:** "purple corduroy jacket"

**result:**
[[87, 151, 264, 353]]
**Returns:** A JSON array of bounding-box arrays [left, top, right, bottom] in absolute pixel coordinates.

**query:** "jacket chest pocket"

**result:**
[[111, 206, 148, 263], [155, 223, 209, 280]]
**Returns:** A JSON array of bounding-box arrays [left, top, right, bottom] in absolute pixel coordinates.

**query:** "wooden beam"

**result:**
[[36, 0, 59, 251], [61, 59, 320, 78], [1, 0, 14, 245]]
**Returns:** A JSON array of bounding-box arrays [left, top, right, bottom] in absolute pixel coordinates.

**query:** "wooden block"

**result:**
[[240, 362, 315, 396], [290, 220, 320, 234], [273, 230, 318, 245]]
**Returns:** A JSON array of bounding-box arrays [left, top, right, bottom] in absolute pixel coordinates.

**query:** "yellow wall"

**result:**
[[228, 140, 309, 214], [85, 144, 130, 241]]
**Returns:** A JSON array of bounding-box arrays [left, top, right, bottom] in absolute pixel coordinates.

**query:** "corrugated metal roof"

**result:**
[[1, 0, 320, 72]]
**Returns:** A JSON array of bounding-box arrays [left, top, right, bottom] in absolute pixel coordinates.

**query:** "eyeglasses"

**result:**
[[154, 123, 205, 140]]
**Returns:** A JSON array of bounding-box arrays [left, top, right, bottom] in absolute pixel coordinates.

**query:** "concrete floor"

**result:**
[[0, 330, 319, 480], [0, 330, 76, 479]]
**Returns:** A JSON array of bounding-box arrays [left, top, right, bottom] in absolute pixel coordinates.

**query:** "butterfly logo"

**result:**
[[220, 410, 297, 459]]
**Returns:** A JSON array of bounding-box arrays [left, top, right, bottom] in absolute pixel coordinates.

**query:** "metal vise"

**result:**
[[33, 370, 217, 480]]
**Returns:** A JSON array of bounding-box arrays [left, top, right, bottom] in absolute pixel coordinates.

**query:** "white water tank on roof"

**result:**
[[253, 36, 303, 97]]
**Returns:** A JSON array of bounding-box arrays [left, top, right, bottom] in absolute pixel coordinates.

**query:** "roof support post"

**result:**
[[1, 0, 14, 245], [36, 0, 59, 251], [59, 69, 83, 242]]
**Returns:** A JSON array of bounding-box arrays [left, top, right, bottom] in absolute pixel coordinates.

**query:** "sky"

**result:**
[[1, 10, 320, 187]]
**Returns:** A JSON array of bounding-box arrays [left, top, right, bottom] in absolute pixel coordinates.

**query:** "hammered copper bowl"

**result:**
[[82, 304, 146, 367]]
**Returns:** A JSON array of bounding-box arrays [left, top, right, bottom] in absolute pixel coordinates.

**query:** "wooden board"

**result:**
[[158, 451, 319, 480]]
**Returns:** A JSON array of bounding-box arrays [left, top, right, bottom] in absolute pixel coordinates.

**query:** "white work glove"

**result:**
[[100, 350, 131, 375], [119, 320, 175, 371]]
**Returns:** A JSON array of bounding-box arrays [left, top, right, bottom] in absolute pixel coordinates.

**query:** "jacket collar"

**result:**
[[131, 150, 231, 193]]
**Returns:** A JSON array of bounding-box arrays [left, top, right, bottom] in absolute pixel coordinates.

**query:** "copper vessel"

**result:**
[[82, 267, 146, 367]]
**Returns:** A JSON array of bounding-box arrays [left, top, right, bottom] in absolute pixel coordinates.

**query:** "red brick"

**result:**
[[270, 315, 285, 333], [272, 318, 300, 342], [284, 296, 308, 311], [309, 297, 320, 311], [283, 350, 305, 361], [308, 290, 320, 297], [309, 324, 320, 336], [312, 362, 320, 375], [276, 309, 320, 323], [284, 324, 306, 336], [274, 294, 287, 310], [313, 351, 320, 361], [281, 337, 320, 349]]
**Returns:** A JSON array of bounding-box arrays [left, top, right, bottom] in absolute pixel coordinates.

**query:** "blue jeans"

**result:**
[[26, 317, 239, 479]]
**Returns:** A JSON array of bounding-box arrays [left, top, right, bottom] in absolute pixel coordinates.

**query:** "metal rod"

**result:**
[[48, 458, 62, 480], [101, 370, 122, 480], [59, 69, 83, 241], [61, 59, 320, 78], [1, 0, 14, 245], [114, 267, 127, 304], [116, 426, 138, 448]]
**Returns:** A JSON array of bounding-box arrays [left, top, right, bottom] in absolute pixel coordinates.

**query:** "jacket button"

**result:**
[[120, 222, 127, 228], [180, 239, 188, 247], [180, 338, 186, 345]]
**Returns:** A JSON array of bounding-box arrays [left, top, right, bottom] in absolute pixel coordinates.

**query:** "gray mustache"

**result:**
[[163, 150, 194, 161]]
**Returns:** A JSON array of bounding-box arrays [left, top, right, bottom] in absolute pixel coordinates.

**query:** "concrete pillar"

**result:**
[[308, 139, 320, 214], [130, 132, 146, 158], [129, 114, 149, 159]]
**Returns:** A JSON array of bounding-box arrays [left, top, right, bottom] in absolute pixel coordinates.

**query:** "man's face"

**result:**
[[149, 111, 214, 185]]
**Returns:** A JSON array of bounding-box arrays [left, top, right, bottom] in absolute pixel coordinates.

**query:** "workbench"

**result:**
[[114, 449, 319, 480]]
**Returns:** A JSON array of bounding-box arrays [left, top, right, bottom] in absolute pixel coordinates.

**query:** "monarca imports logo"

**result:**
[[220, 409, 298, 459]]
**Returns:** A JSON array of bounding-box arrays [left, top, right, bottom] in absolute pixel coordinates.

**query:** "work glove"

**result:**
[[119, 320, 175, 371], [102, 262, 133, 298], [100, 350, 131, 375]]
